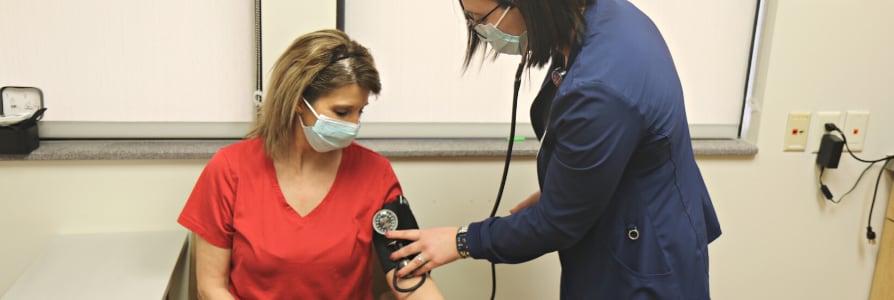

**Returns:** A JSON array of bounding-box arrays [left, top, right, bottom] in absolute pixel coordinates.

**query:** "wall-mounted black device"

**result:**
[[816, 133, 844, 168]]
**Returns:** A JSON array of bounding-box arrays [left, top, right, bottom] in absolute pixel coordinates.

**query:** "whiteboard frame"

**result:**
[[34, 0, 763, 140]]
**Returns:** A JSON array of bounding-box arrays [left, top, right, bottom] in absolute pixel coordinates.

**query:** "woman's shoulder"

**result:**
[[208, 138, 268, 169], [217, 138, 264, 156], [344, 142, 391, 167]]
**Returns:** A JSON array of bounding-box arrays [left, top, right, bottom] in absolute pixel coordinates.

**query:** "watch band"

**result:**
[[456, 225, 470, 258]]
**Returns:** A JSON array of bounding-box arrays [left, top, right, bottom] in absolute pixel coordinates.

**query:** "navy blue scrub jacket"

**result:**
[[465, 0, 723, 298]]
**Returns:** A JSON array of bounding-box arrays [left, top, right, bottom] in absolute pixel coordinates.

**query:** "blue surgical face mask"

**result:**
[[300, 98, 360, 152], [474, 7, 528, 55]]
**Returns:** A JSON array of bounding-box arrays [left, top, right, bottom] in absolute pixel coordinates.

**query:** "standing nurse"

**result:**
[[386, 0, 722, 298]]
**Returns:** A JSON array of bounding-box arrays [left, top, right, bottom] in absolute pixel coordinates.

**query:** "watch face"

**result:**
[[372, 209, 399, 235], [1, 87, 43, 116]]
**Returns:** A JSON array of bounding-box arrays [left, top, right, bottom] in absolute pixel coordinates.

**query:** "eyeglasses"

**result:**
[[459, 0, 510, 38]]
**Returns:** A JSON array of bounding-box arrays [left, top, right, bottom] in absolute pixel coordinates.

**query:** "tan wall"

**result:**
[[2, 0, 894, 299]]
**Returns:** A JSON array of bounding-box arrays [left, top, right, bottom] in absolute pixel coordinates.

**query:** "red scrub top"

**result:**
[[178, 138, 401, 300]]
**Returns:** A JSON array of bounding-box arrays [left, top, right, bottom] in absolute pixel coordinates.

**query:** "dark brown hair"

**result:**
[[461, 0, 594, 69]]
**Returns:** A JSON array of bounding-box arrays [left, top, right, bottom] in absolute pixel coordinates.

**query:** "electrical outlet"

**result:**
[[783, 111, 811, 152], [808, 111, 842, 153], [843, 110, 870, 152]]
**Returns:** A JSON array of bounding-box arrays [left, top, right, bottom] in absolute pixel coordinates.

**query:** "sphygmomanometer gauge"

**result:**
[[373, 209, 399, 235]]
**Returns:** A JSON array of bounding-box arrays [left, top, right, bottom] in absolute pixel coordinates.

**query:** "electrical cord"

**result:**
[[827, 124, 894, 163], [866, 160, 889, 241], [822, 123, 894, 241], [818, 163, 876, 204]]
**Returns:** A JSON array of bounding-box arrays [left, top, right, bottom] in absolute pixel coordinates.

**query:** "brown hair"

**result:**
[[247, 29, 381, 161], [460, 0, 594, 69]]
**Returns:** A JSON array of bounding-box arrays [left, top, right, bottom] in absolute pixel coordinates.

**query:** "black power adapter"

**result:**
[[816, 127, 844, 202], [816, 133, 844, 168], [815, 123, 894, 242]]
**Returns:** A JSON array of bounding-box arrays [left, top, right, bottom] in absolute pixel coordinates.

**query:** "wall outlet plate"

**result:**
[[0, 86, 44, 116], [784, 111, 811, 151], [808, 111, 842, 153], [843, 110, 870, 152]]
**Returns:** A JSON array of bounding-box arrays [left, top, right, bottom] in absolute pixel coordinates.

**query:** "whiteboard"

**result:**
[[342, 0, 547, 138], [0, 1, 337, 138], [339, 0, 761, 138], [0, 1, 760, 139], [0, 0, 255, 123]]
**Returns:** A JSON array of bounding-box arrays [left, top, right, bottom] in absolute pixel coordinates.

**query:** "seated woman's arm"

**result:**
[[195, 235, 236, 300], [371, 247, 443, 300], [385, 269, 444, 300]]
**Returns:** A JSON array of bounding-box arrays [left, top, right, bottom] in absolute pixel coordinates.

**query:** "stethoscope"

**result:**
[[392, 57, 526, 296], [486, 51, 578, 298], [482, 58, 527, 300], [492, 59, 526, 217]]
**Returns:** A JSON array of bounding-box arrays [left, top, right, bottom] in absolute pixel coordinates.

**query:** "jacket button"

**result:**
[[627, 226, 640, 241]]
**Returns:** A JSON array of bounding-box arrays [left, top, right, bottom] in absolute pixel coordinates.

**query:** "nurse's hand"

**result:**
[[385, 227, 461, 278], [509, 190, 541, 214]]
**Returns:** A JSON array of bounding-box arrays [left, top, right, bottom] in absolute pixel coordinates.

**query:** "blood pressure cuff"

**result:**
[[372, 196, 421, 273]]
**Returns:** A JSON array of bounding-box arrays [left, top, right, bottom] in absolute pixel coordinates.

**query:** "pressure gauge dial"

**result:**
[[372, 209, 399, 235]]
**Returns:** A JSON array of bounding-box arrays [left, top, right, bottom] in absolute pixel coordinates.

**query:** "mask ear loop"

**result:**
[[493, 6, 512, 27], [297, 97, 321, 128], [302, 98, 321, 118]]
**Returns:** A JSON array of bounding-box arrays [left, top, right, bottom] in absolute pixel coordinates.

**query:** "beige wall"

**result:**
[[1, 0, 893, 299], [706, 0, 894, 299]]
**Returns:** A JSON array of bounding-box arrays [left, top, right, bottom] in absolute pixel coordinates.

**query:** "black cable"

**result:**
[[827, 124, 894, 163], [819, 167, 834, 202], [866, 159, 892, 241], [821, 123, 893, 241], [818, 162, 877, 203]]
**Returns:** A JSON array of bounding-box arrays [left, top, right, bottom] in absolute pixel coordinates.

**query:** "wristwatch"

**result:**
[[456, 225, 470, 258]]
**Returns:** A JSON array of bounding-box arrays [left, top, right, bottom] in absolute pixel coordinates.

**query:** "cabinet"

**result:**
[[870, 179, 894, 300], [0, 231, 188, 300]]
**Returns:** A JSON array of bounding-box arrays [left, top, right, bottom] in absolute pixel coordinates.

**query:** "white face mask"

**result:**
[[474, 6, 528, 55], [300, 98, 360, 152]]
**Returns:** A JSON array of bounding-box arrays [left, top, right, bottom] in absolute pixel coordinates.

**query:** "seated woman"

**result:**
[[177, 29, 443, 300]]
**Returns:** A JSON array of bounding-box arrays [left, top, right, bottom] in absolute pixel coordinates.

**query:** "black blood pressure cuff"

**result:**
[[372, 195, 420, 273]]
